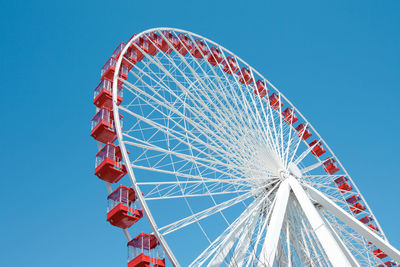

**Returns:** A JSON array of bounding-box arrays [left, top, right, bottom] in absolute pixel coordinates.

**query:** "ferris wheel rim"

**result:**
[[110, 27, 389, 265]]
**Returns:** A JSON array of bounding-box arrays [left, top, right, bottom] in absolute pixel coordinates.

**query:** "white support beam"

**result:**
[[305, 184, 400, 263], [229, 211, 259, 266], [258, 179, 291, 266], [319, 210, 361, 267], [288, 176, 352, 267]]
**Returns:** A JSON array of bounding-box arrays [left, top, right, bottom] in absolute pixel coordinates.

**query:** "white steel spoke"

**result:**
[[158, 191, 254, 236]]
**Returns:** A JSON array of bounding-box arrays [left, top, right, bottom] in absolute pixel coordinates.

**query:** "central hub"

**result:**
[[278, 169, 290, 180]]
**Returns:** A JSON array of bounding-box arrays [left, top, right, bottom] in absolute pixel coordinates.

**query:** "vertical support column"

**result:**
[[288, 176, 352, 267], [258, 179, 291, 266]]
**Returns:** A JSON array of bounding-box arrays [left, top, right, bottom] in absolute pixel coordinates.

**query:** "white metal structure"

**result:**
[[110, 28, 399, 266]]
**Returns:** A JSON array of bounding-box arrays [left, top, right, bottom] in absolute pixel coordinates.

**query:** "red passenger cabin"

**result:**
[[177, 33, 193, 56], [253, 80, 268, 97], [191, 39, 209, 59], [101, 57, 128, 81], [95, 143, 127, 183], [323, 157, 340, 174], [282, 108, 298, 124], [128, 36, 145, 64], [207, 47, 223, 66], [127, 233, 166, 267], [346, 195, 360, 204], [373, 249, 388, 259], [93, 78, 123, 109], [91, 108, 119, 143], [237, 67, 254, 85], [107, 185, 143, 229], [222, 56, 239, 75], [141, 33, 158, 56], [268, 93, 283, 110], [338, 182, 353, 192], [112, 42, 126, 59], [368, 224, 379, 232], [334, 176, 348, 185], [359, 216, 373, 224], [155, 31, 175, 54], [308, 140, 326, 157], [379, 261, 397, 267], [295, 123, 312, 140], [350, 202, 366, 214]]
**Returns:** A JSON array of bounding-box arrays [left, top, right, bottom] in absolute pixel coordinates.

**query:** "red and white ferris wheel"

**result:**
[[91, 28, 400, 266]]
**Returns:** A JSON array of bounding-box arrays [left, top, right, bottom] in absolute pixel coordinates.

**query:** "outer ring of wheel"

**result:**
[[111, 27, 387, 266]]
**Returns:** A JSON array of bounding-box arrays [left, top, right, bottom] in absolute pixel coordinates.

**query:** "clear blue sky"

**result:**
[[0, 0, 399, 266]]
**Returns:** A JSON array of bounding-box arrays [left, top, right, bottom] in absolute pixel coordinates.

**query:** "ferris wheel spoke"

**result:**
[[245, 184, 281, 266], [124, 140, 248, 180], [130, 163, 255, 188], [158, 190, 254, 236], [176, 38, 265, 142], [263, 95, 285, 162], [283, 120, 296, 168], [119, 90, 249, 168], [300, 161, 324, 174], [133, 47, 256, 149], [228, 208, 260, 266], [122, 127, 245, 176], [144, 189, 250, 201], [290, 203, 327, 266], [319, 210, 365, 266], [122, 74, 255, 166], [139, 180, 217, 201], [141, 179, 252, 201], [189, 194, 266, 266], [323, 216, 376, 266]]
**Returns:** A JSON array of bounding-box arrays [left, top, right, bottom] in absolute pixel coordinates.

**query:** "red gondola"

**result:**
[[177, 33, 193, 56], [191, 39, 209, 59], [338, 182, 352, 192], [155, 32, 174, 54], [368, 224, 379, 232], [346, 195, 360, 204], [350, 202, 366, 214], [295, 123, 312, 140], [268, 93, 283, 110], [207, 46, 223, 66], [95, 143, 126, 183], [127, 233, 166, 267], [334, 176, 348, 185], [253, 80, 268, 97], [323, 157, 340, 174], [309, 140, 326, 157], [128, 35, 145, 64], [93, 78, 123, 109], [91, 108, 119, 143], [101, 57, 128, 81], [112, 42, 126, 59], [373, 249, 388, 259], [221, 56, 239, 75], [282, 108, 298, 124], [237, 67, 254, 85], [379, 261, 397, 267], [359, 216, 373, 224], [141, 34, 158, 56], [107, 185, 143, 229]]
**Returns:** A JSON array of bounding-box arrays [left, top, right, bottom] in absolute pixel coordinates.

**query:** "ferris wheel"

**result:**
[[91, 28, 400, 266]]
